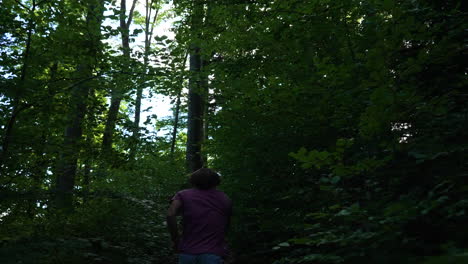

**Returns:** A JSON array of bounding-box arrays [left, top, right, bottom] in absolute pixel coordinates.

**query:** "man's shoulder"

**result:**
[[172, 188, 194, 200], [213, 189, 232, 204], [177, 188, 230, 201], [178, 188, 194, 194], [175, 188, 196, 197]]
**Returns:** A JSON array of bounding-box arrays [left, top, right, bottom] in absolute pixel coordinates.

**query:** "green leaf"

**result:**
[[278, 242, 290, 247]]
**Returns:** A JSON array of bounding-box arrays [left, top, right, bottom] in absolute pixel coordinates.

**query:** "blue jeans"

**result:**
[[179, 253, 223, 264]]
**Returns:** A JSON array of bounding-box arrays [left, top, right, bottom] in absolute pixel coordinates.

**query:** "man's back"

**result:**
[[167, 168, 232, 264], [172, 188, 232, 257]]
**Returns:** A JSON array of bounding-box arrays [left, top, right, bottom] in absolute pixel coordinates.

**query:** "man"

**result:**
[[167, 168, 232, 264]]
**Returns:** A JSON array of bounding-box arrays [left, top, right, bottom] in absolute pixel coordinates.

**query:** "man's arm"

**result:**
[[167, 199, 182, 252]]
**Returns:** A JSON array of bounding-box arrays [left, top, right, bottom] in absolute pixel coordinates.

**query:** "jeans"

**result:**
[[179, 253, 223, 264]]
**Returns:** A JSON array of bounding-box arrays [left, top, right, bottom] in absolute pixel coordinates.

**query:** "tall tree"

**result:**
[[55, 0, 105, 208], [102, 0, 138, 154], [170, 51, 189, 156], [185, 0, 206, 172], [0, 0, 37, 169], [130, 0, 160, 159]]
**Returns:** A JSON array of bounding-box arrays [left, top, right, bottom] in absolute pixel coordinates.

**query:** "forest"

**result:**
[[0, 0, 467, 263]]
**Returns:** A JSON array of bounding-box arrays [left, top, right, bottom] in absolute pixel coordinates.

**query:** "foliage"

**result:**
[[189, 0, 466, 263], [1, 0, 467, 263]]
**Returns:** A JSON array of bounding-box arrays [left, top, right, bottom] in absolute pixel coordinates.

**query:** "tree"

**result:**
[[0, 0, 466, 263], [170, 51, 188, 156], [0, 0, 37, 169], [102, 0, 138, 154], [130, 0, 161, 159], [55, 0, 105, 208], [185, 0, 207, 172]]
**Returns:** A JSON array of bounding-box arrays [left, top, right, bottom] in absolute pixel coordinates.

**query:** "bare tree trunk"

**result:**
[[186, 42, 205, 172], [201, 57, 211, 165], [202, 78, 209, 164], [55, 0, 104, 209], [186, 0, 212, 172]]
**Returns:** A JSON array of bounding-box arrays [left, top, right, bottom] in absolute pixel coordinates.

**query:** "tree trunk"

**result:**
[[55, 0, 104, 209], [170, 89, 182, 156], [171, 51, 189, 156], [83, 159, 91, 203], [186, 0, 211, 172], [186, 43, 205, 172], [0, 0, 36, 168], [201, 58, 210, 165], [102, 91, 122, 153], [102, 0, 137, 154], [130, 0, 160, 159], [55, 66, 91, 208]]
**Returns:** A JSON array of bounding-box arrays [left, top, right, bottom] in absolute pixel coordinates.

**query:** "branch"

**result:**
[[36, 0, 49, 7], [64, 75, 100, 91], [148, 0, 160, 47], [145, 0, 153, 22], [126, 0, 138, 27], [119, 0, 127, 29], [13, 0, 28, 10]]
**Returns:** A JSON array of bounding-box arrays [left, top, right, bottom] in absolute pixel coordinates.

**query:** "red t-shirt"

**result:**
[[172, 188, 232, 256]]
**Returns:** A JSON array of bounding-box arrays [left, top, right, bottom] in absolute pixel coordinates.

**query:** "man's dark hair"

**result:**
[[190, 168, 221, 190]]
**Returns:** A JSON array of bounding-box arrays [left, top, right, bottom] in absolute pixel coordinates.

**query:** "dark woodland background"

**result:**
[[0, 0, 467, 263]]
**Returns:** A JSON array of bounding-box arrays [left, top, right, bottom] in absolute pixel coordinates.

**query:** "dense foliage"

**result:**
[[1, 0, 467, 263]]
